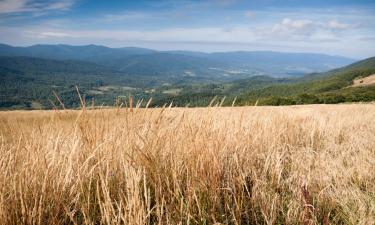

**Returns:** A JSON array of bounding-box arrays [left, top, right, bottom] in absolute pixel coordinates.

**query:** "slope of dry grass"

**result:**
[[0, 104, 374, 224], [352, 74, 375, 87]]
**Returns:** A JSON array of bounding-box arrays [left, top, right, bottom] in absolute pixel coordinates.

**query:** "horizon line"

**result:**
[[0, 42, 364, 60]]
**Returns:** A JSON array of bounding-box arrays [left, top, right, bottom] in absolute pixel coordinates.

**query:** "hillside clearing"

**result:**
[[0, 104, 374, 224], [352, 74, 375, 87]]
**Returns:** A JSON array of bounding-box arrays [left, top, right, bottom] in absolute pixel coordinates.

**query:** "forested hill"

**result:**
[[149, 57, 375, 107], [235, 57, 375, 105], [0, 56, 150, 109]]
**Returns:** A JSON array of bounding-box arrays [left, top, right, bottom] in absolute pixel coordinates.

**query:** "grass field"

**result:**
[[0, 104, 374, 224]]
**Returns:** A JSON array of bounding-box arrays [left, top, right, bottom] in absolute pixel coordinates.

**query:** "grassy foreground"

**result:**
[[0, 104, 374, 224]]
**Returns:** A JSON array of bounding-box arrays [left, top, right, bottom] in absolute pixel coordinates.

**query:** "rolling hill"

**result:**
[[236, 57, 375, 105]]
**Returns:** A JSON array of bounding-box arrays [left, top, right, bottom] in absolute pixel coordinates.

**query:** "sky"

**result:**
[[0, 0, 374, 58]]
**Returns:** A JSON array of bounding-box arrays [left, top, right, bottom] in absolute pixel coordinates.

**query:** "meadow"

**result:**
[[0, 104, 374, 224]]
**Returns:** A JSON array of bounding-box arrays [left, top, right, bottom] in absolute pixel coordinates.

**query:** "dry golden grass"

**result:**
[[352, 74, 375, 87], [0, 104, 374, 224]]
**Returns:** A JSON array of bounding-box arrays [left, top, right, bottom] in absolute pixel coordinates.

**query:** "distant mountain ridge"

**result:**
[[0, 43, 355, 77]]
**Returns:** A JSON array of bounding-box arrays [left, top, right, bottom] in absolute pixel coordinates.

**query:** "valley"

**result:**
[[1, 44, 373, 110]]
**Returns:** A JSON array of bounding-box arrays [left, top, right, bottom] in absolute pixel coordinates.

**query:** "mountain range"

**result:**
[[0, 43, 355, 78], [0, 43, 373, 109]]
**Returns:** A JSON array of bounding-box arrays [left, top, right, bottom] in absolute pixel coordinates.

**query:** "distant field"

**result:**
[[0, 104, 374, 224]]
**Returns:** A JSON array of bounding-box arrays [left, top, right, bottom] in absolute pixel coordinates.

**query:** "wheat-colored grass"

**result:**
[[0, 104, 374, 225]]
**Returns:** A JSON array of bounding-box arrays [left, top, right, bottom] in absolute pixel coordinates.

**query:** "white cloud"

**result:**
[[38, 31, 72, 38], [0, 0, 27, 13], [327, 20, 350, 30], [45, 0, 74, 10], [272, 18, 316, 35], [270, 18, 354, 39], [0, 0, 75, 14], [104, 12, 152, 22]]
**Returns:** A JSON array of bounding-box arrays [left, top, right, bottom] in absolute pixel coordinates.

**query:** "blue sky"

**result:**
[[0, 0, 374, 58]]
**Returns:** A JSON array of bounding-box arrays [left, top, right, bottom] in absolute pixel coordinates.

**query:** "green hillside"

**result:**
[[150, 76, 292, 107], [0, 57, 147, 109], [236, 57, 375, 105]]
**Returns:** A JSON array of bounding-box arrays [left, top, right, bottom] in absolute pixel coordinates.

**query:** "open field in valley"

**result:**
[[0, 104, 374, 224]]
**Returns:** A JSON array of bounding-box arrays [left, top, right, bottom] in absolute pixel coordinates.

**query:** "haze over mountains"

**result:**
[[0, 44, 354, 78]]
